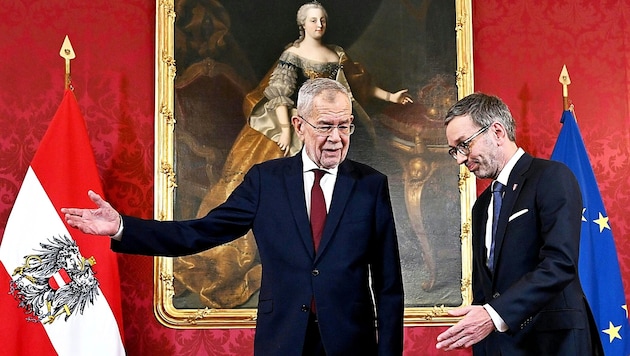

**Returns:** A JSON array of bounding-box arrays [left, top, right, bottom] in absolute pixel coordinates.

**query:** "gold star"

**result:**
[[593, 212, 610, 233], [582, 208, 587, 222], [603, 321, 622, 343]]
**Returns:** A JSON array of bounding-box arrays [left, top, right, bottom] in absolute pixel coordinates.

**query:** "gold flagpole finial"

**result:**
[[558, 65, 571, 111], [59, 36, 76, 90]]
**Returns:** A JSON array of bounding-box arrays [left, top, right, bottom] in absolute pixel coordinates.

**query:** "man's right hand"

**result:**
[[61, 190, 121, 236]]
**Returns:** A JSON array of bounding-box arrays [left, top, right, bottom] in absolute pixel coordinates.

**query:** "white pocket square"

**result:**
[[509, 209, 529, 222]]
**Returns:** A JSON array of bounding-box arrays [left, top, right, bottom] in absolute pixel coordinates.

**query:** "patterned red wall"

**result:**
[[1, 0, 628, 355]]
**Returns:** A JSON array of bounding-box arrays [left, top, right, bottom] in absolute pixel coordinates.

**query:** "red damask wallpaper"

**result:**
[[1, 0, 629, 355]]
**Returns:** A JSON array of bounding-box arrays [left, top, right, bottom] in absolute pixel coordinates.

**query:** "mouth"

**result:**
[[322, 147, 342, 158], [323, 145, 342, 152]]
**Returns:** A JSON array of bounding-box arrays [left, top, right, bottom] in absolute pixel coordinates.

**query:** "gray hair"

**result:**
[[297, 78, 350, 118], [444, 92, 516, 141], [292, 1, 328, 47]]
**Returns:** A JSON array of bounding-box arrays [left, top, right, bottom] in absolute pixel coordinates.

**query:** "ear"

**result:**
[[292, 116, 305, 138], [491, 121, 508, 144]]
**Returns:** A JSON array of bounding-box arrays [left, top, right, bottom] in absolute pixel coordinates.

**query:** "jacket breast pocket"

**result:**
[[344, 213, 371, 224], [507, 208, 532, 229]]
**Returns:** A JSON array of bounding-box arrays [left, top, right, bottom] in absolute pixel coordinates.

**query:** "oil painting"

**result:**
[[154, 0, 475, 328]]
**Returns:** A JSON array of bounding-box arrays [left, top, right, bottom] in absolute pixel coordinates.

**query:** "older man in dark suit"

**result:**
[[436, 93, 603, 355], [62, 78, 404, 356]]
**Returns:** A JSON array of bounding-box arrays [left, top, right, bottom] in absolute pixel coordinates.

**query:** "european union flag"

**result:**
[[551, 110, 630, 355]]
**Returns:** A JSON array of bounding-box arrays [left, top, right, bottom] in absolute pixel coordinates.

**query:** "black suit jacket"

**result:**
[[113, 154, 404, 355], [471, 153, 603, 355]]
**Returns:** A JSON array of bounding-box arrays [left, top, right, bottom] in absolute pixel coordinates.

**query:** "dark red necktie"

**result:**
[[310, 169, 327, 252]]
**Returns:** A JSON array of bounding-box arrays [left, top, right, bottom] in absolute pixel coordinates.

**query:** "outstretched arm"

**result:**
[[61, 190, 121, 236]]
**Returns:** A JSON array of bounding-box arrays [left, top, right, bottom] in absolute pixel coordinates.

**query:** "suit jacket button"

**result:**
[[301, 305, 309, 312], [312, 269, 320, 276], [492, 292, 500, 299]]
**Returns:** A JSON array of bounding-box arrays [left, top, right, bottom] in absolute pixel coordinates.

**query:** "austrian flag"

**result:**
[[0, 90, 125, 355]]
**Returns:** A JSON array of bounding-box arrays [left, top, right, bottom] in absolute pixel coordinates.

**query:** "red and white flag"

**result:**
[[0, 89, 125, 355]]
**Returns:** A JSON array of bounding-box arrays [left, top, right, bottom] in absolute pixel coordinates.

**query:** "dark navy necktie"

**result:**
[[310, 169, 327, 252], [488, 181, 504, 273]]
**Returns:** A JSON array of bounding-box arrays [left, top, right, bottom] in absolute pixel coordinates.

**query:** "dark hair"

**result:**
[[445, 92, 516, 141]]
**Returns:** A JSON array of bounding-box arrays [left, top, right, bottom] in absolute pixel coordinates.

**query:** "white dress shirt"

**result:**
[[483, 147, 524, 332], [301, 149, 337, 216]]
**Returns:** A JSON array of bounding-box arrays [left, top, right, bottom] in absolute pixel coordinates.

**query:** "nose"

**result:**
[[316, 20, 323, 28], [327, 127, 342, 142]]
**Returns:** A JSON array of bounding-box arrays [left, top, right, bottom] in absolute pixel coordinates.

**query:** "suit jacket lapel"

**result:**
[[492, 153, 533, 274], [315, 160, 356, 263], [284, 155, 317, 257], [473, 191, 494, 290]]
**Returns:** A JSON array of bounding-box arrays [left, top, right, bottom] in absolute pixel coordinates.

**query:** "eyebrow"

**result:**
[[451, 133, 467, 146], [315, 116, 352, 124]]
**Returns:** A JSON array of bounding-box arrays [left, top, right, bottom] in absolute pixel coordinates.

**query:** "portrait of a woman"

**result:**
[[170, 0, 462, 312]]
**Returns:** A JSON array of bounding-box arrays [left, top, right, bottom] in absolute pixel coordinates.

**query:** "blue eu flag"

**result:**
[[551, 110, 630, 355]]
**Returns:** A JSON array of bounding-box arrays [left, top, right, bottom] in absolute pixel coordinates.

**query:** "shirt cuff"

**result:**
[[110, 215, 123, 241], [483, 304, 509, 332]]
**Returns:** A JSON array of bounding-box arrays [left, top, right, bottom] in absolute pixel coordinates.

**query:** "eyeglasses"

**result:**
[[298, 116, 355, 136], [448, 124, 491, 159]]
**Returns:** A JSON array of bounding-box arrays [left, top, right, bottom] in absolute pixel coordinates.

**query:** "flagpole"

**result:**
[[59, 35, 76, 90], [559, 65, 571, 111]]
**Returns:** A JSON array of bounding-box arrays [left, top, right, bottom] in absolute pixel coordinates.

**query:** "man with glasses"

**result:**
[[62, 78, 404, 356], [436, 93, 603, 355]]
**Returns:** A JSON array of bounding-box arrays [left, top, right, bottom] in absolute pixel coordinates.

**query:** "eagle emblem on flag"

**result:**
[[9, 234, 99, 324]]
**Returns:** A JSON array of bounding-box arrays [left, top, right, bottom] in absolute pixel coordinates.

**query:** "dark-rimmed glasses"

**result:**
[[448, 124, 491, 159], [298, 116, 355, 136]]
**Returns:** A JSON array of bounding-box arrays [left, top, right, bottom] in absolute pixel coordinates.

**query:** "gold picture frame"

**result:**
[[154, 0, 475, 328]]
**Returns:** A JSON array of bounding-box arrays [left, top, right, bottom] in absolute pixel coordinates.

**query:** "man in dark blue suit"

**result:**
[[63, 78, 404, 355], [436, 93, 603, 355]]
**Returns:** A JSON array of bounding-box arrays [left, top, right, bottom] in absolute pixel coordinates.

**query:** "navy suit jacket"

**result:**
[[471, 153, 602, 355], [113, 154, 404, 355]]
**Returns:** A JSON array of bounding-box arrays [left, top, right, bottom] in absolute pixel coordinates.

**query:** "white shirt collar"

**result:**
[[496, 147, 524, 186], [301, 149, 338, 176]]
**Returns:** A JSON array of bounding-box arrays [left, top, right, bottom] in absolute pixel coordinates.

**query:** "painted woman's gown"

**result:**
[[174, 45, 377, 308]]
